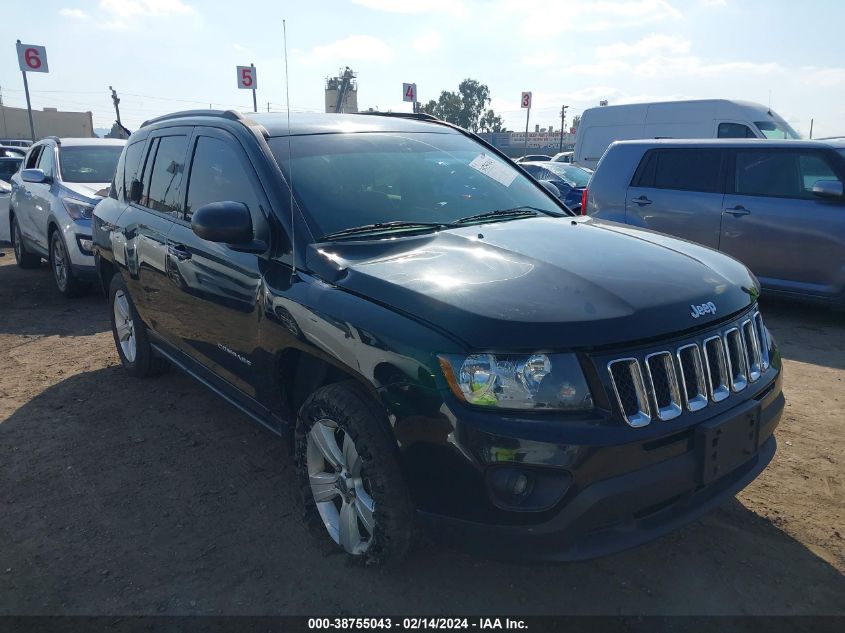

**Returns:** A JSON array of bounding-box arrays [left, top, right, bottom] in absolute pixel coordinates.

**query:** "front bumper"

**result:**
[[417, 368, 783, 562]]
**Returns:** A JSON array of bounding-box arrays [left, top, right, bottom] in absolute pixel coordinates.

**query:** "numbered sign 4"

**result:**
[[237, 65, 257, 90], [17, 43, 49, 73], [521, 91, 532, 109], [402, 82, 416, 103]]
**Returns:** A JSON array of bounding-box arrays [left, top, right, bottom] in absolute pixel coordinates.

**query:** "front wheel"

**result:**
[[50, 231, 89, 297], [295, 381, 414, 566]]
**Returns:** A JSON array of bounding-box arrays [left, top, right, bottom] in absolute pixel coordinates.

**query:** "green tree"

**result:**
[[571, 113, 582, 132], [420, 78, 506, 133]]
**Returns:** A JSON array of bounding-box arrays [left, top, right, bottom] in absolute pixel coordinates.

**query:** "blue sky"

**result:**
[[3, 0, 844, 137]]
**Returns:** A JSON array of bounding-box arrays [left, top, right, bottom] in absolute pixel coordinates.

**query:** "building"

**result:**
[[325, 67, 358, 114], [0, 105, 95, 140], [476, 130, 576, 157]]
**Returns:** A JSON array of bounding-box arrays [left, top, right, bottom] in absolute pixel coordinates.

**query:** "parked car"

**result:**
[[586, 138, 845, 306], [0, 139, 33, 148], [574, 99, 800, 169], [1, 146, 27, 158], [0, 156, 23, 242], [93, 110, 783, 566], [9, 137, 125, 296], [551, 151, 574, 163], [513, 154, 551, 163], [520, 161, 592, 212]]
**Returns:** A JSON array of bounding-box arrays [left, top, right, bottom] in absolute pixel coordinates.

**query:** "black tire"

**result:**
[[49, 230, 90, 298], [295, 380, 414, 567], [108, 273, 167, 378], [10, 215, 41, 269]]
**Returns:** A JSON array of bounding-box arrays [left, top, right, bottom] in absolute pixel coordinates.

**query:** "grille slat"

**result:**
[[606, 310, 771, 427]]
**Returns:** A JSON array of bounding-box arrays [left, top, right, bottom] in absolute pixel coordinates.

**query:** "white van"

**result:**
[[573, 99, 800, 168]]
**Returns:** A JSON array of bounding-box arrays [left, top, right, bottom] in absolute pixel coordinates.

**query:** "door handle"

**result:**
[[633, 195, 652, 206], [167, 244, 192, 261], [724, 205, 751, 217]]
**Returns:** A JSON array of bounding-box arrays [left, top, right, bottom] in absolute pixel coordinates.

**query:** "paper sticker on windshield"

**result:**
[[469, 154, 517, 187]]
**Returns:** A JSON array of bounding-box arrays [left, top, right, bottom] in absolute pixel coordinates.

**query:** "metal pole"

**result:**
[[809, 118, 814, 139], [251, 63, 257, 113], [21, 69, 35, 141], [559, 106, 564, 152], [523, 106, 530, 156]]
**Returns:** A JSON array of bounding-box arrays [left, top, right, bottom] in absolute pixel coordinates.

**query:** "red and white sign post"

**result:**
[[16, 40, 49, 141], [402, 82, 417, 113], [237, 64, 258, 113], [521, 91, 532, 156]]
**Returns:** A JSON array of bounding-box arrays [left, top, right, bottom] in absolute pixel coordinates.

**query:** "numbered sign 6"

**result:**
[[16, 43, 49, 73], [521, 91, 532, 109], [402, 82, 416, 103], [237, 65, 257, 90]]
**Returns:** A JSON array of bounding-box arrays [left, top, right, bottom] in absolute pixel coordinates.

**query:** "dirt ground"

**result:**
[[0, 245, 843, 616]]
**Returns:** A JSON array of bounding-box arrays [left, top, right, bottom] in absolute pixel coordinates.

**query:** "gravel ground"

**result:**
[[0, 246, 843, 616]]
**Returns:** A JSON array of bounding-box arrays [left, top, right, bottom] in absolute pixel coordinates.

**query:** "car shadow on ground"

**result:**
[[760, 298, 845, 372], [0, 251, 108, 340], [1, 367, 843, 616]]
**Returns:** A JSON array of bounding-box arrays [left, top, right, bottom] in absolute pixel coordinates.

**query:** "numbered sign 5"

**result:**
[[237, 65, 257, 90], [521, 91, 532, 109], [17, 43, 49, 74], [402, 82, 416, 103]]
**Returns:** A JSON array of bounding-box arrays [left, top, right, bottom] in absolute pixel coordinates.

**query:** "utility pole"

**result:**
[[809, 118, 814, 139], [109, 86, 122, 126], [559, 105, 568, 152], [267, 102, 270, 113]]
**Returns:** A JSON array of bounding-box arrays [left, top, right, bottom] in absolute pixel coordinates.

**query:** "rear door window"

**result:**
[[141, 135, 189, 216], [632, 149, 724, 193]]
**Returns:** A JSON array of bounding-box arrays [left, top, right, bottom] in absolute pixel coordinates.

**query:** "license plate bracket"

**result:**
[[697, 406, 760, 484]]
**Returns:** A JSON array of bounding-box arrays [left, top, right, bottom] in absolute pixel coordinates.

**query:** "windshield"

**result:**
[[269, 132, 563, 238], [754, 119, 801, 139], [58, 146, 123, 183], [0, 158, 22, 182], [543, 163, 592, 187]]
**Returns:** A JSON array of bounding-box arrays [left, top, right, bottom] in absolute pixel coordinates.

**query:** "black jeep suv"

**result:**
[[93, 110, 784, 565]]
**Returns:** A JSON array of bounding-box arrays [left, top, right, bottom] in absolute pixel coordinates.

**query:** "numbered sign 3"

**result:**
[[237, 65, 257, 90], [402, 82, 416, 103], [17, 43, 49, 73], [521, 91, 532, 109]]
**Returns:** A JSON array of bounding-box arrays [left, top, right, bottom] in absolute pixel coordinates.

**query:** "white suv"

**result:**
[[9, 137, 124, 296]]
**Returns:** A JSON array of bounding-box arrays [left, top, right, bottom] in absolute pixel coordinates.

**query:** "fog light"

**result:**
[[486, 466, 572, 512], [77, 237, 94, 254], [511, 472, 529, 496]]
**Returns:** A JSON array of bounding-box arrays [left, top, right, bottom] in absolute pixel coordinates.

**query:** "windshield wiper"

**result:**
[[320, 221, 456, 241], [454, 206, 554, 225]]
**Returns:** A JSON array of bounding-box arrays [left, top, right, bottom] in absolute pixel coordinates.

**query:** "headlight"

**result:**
[[438, 353, 593, 411], [62, 197, 95, 220]]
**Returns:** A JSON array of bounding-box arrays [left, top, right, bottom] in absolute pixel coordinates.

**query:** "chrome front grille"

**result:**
[[606, 310, 770, 427]]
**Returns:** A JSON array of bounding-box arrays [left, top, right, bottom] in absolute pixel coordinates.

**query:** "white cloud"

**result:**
[[701, 0, 727, 6], [352, 0, 464, 15], [300, 35, 393, 66], [59, 7, 89, 18], [597, 34, 691, 59], [97, 0, 195, 27], [505, 0, 681, 34], [412, 31, 441, 52], [233, 43, 251, 54], [521, 51, 557, 67]]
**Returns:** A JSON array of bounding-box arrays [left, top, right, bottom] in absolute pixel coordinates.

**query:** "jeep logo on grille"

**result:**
[[690, 301, 717, 319]]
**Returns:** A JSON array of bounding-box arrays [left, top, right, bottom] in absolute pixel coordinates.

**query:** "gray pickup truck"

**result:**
[[586, 138, 845, 307]]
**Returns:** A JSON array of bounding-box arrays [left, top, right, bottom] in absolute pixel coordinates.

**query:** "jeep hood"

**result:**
[[306, 216, 759, 350]]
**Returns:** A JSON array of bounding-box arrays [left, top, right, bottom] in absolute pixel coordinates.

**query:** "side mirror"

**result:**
[[21, 168, 49, 184], [129, 179, 143, 203], [811, 179, 844, 200], [540, 180, 561, 198], [191, 201, 266, 253]]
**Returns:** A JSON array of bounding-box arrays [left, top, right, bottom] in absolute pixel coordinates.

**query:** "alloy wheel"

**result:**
[[306, 418, 376, 555], [113, 289, 137, 363], [52, 236, 68, 291]]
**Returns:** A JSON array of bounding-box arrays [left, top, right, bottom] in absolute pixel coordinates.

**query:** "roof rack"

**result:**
[[355, 111, 440, 123], [141, 109, 248, 128]]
